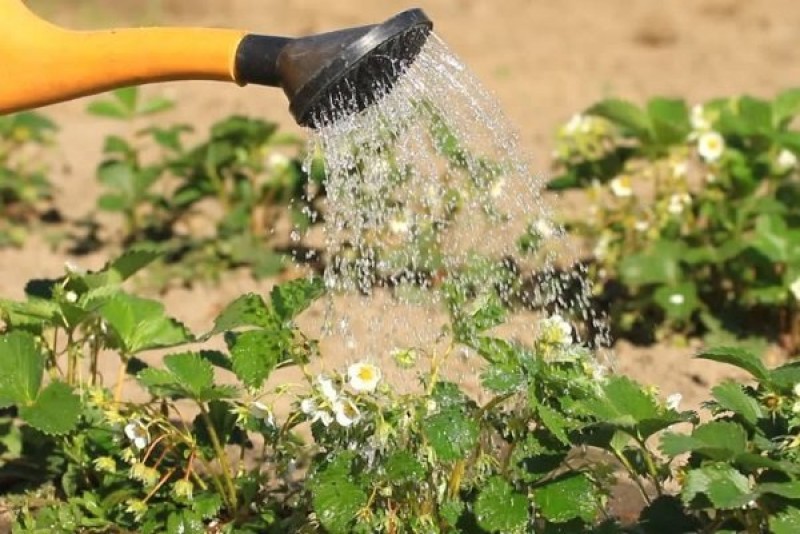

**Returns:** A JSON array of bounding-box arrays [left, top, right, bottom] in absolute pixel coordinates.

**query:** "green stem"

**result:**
[[612, 447, 652, 506], [199, 404, 238, 511], [65, 330, 78, 386], [636, 437, 664, 495]]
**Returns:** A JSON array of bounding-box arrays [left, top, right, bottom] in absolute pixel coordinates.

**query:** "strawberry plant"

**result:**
[[551, 89, 800, 350], [0, 111, 57, 247], [86, 88, 323, 288], [0, 249, 798, 532]]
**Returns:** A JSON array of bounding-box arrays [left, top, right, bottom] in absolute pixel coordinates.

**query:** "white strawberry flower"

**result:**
[[671, 160, 688, 179], [668, 293, 685, 306], [666, 393, 682, 411], [347, 362, 382, 393], [777, 149, 798, 171], [124, 420, 150, 450], [489, 177, 506, 198], [316, 375, 339, 404], [533, 218, 556, 239], [64, 260, 86, 275], [790, 278, 800, 301], [249, 401, 276, 428], [609, 175, 633, 197], [538, 314, 573, 346], [300, 398, 334, 426], [697, 131, 725, 163], [65, 290, 78, 303], [388, 212, 410, 234], [267, 152, 290, 170], [667, 193, 691, 215], [333, 398, 361, 427], [793, 383, 800, 397], [564, 114, 587, 135]]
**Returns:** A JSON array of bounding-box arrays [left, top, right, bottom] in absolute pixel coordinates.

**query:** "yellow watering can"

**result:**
[[0, 1, 432, 127]]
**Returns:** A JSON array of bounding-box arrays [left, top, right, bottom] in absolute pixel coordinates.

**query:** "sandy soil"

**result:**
[[8, 0, 799, 413]]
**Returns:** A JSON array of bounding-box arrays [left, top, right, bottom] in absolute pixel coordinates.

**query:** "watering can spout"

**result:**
[[0, 1, 432, 127]]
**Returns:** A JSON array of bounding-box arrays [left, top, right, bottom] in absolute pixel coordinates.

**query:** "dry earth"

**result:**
[[5, 0, 800, 450]]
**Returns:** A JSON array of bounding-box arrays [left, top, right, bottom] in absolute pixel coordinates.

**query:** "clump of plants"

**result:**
[[84, 87, 324, 288], [0, 111, 57, 247], [1, 249, 799, 533], [551, 89, 800, 349]]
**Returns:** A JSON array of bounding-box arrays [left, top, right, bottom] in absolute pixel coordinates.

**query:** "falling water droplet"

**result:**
[[297, 34, 609, 392]]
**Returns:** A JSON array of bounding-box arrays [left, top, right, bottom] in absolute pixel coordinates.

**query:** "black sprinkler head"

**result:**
[[235, 8, 433, 128]]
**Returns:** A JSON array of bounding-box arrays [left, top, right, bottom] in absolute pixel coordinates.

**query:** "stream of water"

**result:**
[[302, 34, 608, 384]]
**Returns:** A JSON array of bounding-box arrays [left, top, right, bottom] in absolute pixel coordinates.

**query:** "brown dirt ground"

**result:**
[[4, 0, 798, 466]]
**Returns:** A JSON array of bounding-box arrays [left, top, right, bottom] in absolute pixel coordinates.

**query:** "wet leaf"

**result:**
[[533, 472, 596, 523], [681, 463, 751, 509], [423, 407, 479, 461], [209, 293, 275, 335], [226, 330, 286, 390], [770, 506, 800, 534], [661, 421, 747, 460], [475, 476, 528, 532], [270, 277, 324, 322]]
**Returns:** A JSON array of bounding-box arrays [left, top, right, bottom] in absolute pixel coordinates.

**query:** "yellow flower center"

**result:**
[[358, 367, 375, 381]]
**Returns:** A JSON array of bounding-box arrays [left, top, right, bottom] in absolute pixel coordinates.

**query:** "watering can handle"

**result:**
[[0, 0, 248, 113]]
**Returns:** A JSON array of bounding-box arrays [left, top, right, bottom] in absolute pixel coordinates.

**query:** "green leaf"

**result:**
[[696, 346, 768, 381], [384, 451, 425, 483], [593, 376, 660, 427], [537, 403, 571, 445], [19, 381, 80, 435], [99, 293, 192, 354], [82, 246, 161, 289], [474, 476, 529, 532], [423, 407, 479, 461], [681, 464, 750, 509], [711, 381, 762, 424], [226, 330, 286, 390], [738, 95, 773, 134], [270, 277, 324, 322], [97, 194, 127, 212], [164, 353, 214, 398], [86, 100, 129, 120], [209, 293, 275, 335], [138, 96, 174, 116], [0, 331, 44, 406], [750, 213, 800, 264], [191, 492, 223, 519], [114, 87, 138, 112], [661, 421, 747, 460], [166, 509, 204, 534], [653, 283, 698, 321], [533, 472, 596, 523], [774, 88, 800, 127], [769, 361, 800, 390], [311, 453, 367, 534], [138, 352, 225, 401], [771, 506, 800, 534], [587, 99, 652, 140], [757, 482, 800, 499], [619, 241, 684, 286], [647, 97, 690, 145]]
